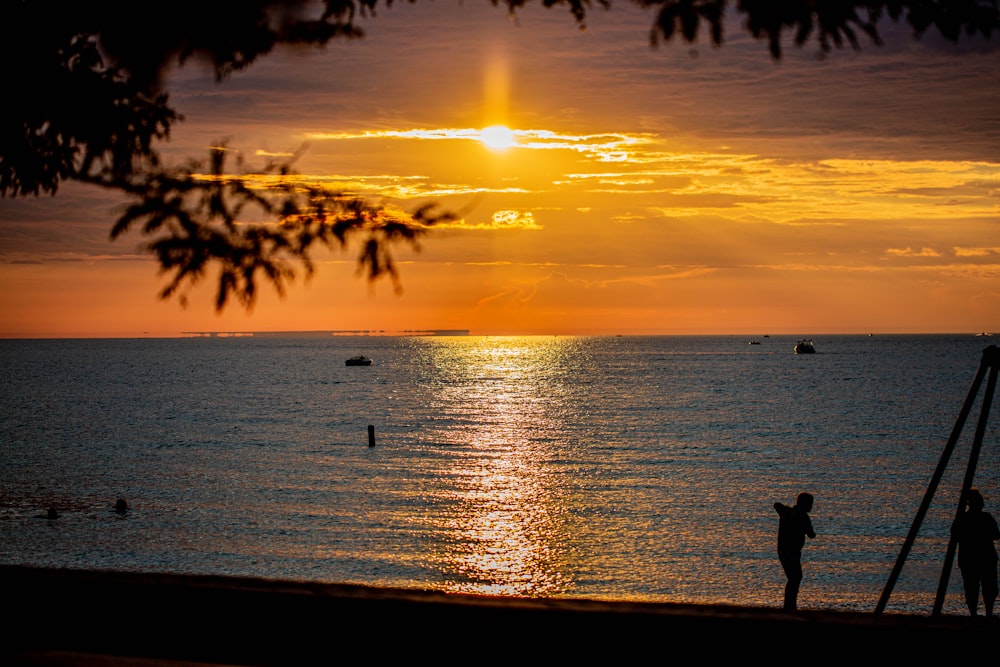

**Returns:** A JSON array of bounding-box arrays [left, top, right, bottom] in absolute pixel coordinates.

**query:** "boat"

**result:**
[[345, 355, 373, 366], [794, 339, 816, 354], [748, 340, 761, 345]]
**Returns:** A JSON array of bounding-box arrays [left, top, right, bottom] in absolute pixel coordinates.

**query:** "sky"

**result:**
[[1, 3, 998, 337]]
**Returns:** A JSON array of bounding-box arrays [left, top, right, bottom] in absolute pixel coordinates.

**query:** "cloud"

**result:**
[[886, 247, 943, 258], [954, 246, 1000, 258], [436, 209, 542, 231]]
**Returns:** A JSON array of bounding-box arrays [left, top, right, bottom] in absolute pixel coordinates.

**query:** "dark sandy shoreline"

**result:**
[[3, 564, 995, 664]]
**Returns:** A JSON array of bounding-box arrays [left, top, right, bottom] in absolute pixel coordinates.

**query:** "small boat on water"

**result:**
[[794, 339, 816, 354], [345, 355, 373, 366], [748, 340, 761, 345]]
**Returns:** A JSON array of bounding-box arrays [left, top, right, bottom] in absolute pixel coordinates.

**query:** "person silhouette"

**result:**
[[774, 492, 816, 611], [951, 488, 999, 618]]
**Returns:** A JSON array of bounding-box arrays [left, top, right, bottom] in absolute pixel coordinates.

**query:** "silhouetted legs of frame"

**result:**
[[875, 345, 998, 616]]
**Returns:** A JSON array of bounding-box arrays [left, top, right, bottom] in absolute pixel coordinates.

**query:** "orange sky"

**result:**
[[1, 3, 998, 337]]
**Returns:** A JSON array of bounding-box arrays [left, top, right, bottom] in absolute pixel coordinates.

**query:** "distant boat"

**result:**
[[794, 339, 816, 354], [345, 355, 373, 366], [976, 332, 992, 337], [748, 340, 761, 345]]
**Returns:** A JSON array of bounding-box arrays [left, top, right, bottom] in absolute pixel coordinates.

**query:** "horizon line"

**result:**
[[0, 330, 994, 340]]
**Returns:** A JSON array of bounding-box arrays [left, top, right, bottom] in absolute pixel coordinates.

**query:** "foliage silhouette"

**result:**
[[2, 0, 997, 310], [111, 145, 454, 311]]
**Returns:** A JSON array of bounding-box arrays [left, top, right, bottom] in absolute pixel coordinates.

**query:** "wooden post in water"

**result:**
[[368, 424, 376, 447]]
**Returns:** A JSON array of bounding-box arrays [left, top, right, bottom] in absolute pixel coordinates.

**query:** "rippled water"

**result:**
[[1, 334, 997, 615]]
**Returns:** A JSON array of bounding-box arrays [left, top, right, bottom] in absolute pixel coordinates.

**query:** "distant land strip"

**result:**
[[181, 329, 471, 337]]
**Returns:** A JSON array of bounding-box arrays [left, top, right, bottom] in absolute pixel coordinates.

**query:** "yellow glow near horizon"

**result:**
[[480, 125, 516, 150], [7, 123, 997, 338]]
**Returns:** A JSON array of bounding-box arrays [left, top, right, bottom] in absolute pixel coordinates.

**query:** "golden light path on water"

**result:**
[[418, 336, 577, 597]]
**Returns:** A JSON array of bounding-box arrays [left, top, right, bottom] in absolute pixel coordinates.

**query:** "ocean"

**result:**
[[1, 333, 997, 615]]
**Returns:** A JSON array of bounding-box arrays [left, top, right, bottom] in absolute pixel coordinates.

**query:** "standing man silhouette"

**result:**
[[774, 492, 816, 611], [951, 488, 999, 618]]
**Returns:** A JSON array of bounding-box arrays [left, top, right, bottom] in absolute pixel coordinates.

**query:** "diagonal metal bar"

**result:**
[[932, 350, 998, 615], [874, 345, 997, 614]]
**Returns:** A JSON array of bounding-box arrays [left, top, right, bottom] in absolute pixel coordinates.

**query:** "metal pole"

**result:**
[[932, 353, 998, 615], [874, 347, 992, 614]]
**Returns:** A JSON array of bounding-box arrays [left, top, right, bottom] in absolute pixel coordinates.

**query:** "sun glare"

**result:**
[[480, 125, 515, 151]]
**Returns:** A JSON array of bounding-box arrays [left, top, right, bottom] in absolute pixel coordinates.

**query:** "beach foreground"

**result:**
[[2, 565, 995, 664]]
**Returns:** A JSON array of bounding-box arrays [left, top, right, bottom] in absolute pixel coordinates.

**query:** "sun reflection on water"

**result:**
[[414, 336, 581, 596]]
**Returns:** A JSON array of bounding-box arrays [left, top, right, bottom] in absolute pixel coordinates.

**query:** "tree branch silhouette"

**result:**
[[109, 146, 455, 311]]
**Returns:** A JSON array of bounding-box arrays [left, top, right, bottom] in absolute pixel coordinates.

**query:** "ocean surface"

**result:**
[[1, 333, 998, 615]]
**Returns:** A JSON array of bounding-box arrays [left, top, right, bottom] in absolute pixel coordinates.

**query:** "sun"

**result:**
[[480, 125, 516, 151]]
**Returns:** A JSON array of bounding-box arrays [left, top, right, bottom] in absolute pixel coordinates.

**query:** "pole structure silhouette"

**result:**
[[875, 344, 999, 615], [932, 346, 998, 615]]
